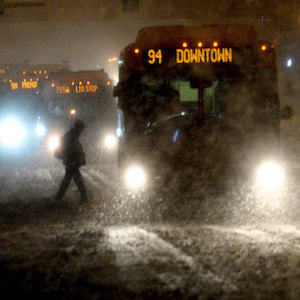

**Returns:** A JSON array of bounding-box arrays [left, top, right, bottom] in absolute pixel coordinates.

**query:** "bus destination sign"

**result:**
[[10, 81, 38, 90], [75, 85, 98, 93], [55, 84, 98, 94], [147, 48, 233, 65]]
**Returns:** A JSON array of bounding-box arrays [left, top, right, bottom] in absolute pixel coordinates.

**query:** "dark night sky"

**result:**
[[0, 18, 187, 81], [0, 1, 298, 82]]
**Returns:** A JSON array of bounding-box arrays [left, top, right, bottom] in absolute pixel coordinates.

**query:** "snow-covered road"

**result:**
[[0, 162, 299, 299], [0, 220, 300, 299], [0, 163, 115, 203]]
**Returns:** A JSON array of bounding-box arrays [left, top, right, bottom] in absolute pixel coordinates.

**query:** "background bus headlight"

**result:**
[[0, 118, 26, 147], [124, 165, 147, 189], [36, 123, 46, 137], [104, 134, 117, 149], [255, 161, 285, 193], [48, 135, 60, 152]]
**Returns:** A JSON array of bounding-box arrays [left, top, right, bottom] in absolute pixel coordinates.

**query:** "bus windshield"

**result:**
[[117, 25, 278, 139], [121, 64, 252, 134]]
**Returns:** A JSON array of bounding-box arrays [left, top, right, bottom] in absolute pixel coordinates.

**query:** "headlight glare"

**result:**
[[104, 134, 117, 149], [0, 118, 26, 147], [124, 165, 147, 189], [48, 135, 60, 152], [256, 161, 285, 193], [36, 123, 46, 136]]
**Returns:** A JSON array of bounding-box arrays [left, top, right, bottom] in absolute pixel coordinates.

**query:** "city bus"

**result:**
[[114, 25, 283, 193], [0, 63, 68, 162], [42, 70, 117, 161]]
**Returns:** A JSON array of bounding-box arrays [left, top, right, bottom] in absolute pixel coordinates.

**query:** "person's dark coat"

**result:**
[[61, 128, 86, 167], [55, 119, 88, 203], [55, 120, 86, 167]]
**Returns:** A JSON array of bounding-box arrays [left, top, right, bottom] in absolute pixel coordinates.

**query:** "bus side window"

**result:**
[[203, 80, 220, 117]]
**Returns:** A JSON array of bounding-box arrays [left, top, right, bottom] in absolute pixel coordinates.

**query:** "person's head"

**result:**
[[72, 119, 85, 135]]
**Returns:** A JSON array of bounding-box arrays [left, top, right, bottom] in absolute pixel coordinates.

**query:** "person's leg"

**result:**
[[72, 167, 88, 203], [55, 167, 72, 200]]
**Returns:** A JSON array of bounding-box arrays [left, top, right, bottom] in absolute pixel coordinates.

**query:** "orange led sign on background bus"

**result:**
[[10, 80, 38, 89], [75, 84, 98, 93], [54, 84, 98, 94], [22, 81, 38, 89], [56, 86, 70, 94], [10, 81, 19, 90]]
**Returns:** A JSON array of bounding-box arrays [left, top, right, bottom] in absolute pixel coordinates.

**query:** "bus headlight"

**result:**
[[104, 134, 117, 149], [48, 135, 60, 152], [36, 123, 46, 137], [255, 161, 285, 193], [124, 165, 147, 189], [0, 118, 26, 147]]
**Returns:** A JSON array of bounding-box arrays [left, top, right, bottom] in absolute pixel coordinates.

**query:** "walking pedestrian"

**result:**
[[55, 119, 88, 204]]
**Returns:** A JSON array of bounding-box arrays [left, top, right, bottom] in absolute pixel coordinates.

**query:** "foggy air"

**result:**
[[0, 1, 299, 299]]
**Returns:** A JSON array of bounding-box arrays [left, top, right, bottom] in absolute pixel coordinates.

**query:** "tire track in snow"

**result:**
[[203, 224, 300, 300], [203, 224, 300, 251], [87, 167, 117, 187], [81, 166, 116, 188], [106, 226, 237, 294]]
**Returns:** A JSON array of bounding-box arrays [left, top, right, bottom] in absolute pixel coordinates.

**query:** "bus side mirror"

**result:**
[[280, 105, 294, 120]]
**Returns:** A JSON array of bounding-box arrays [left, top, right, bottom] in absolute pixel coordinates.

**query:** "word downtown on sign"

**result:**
[[176, 48, 233, 64], [147, 48, 233, 65]]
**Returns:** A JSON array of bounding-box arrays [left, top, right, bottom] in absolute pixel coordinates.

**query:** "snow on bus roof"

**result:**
[[135, 24, 257, 47]]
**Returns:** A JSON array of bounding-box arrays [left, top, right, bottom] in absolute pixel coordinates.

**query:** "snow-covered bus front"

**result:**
[[114, 25, 284, 194]]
